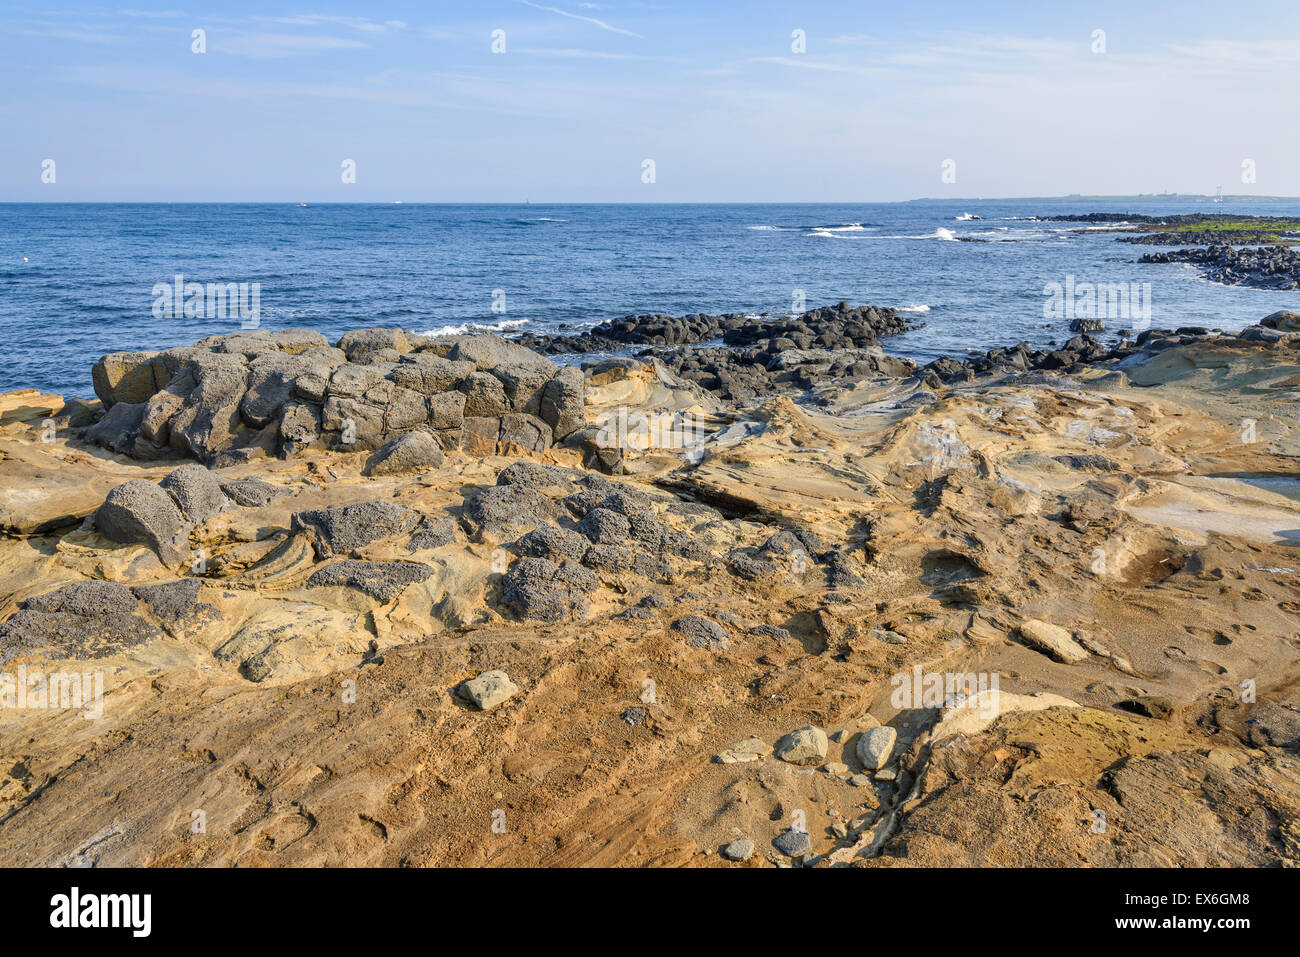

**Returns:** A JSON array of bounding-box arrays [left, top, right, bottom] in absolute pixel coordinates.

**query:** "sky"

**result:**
[[2, 1, 1299, 202]]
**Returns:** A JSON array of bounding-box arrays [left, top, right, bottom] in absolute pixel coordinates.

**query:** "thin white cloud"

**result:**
[[222, 33, 370, 59], [516, 46, 654, 59], [519, 0, 643, 39]]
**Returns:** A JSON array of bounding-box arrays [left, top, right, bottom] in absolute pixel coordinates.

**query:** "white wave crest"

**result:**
[[421, 318, 530, 337]]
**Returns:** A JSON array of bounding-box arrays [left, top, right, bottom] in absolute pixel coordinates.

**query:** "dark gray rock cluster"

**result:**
[[87, 329, 587, 465], [0, 578, 220, 664], [1139, 244, 1300, 290]]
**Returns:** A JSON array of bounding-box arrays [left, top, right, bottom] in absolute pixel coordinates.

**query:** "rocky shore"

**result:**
[[1139, 244, 1300, 290], [1, 309, 1299, 868]]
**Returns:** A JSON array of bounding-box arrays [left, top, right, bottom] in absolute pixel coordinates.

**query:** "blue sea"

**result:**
[[2, 199, 1298, 398]]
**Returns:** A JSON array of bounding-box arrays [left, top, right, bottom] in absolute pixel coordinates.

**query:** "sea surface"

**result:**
[[2, 199, 1298, 397]]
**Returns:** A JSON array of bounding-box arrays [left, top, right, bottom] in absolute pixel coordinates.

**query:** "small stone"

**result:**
[[774, 725, 828, 766], [874, 768, 897, 782], [856, 725, 897, 770], [848, 774, 872, 787], [457, 670, 519, 711], [1018, 618, 1089, 663], [772, 829, 812, 857], [715, 736, 772, 764], [720, 839, 754, 862], [822, 762, 849, 774]]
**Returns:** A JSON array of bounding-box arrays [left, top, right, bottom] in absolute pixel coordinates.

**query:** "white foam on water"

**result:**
[[898, 304, 931, 313], [421, 318, 531, 337]]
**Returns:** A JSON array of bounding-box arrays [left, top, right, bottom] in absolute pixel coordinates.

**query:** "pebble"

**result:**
[[773, 828, 812, 857], [715, 736, 772, 764], [822, 762, 849, 774], [720, 839, 754, 862]]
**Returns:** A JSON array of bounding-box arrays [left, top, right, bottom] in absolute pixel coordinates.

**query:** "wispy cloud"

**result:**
[[222, 33, 371, 59], [516, 46, 655, 60], [519, 0, 644, 39]]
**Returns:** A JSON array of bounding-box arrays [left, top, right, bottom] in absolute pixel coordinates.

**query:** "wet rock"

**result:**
[[775, 725, 828, 766]]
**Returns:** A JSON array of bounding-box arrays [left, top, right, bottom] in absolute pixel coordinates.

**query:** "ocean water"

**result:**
[[2, 199, 1298, 398]]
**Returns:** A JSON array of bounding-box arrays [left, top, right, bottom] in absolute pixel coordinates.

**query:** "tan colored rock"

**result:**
[[1017, 619, 1089, 663]]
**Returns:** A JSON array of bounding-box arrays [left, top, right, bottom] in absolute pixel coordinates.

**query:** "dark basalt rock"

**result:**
[[1139, 244, 1300, 290], [306, 560, 435, 601], [501, 557, 598, 622], [86, 331, 585, 464], [291, 501, 423, 558]]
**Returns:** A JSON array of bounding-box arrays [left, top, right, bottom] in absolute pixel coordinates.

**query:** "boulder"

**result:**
[[159, 463, 229, 523], [671, 615, 730, 650], [540, 365, 585, 439], [444, 333, 556, 375], [387, 354, 476, 396], [91, 351, 160, 408], [498, 412, 552, 454], [291, 501, 423, 558], [94, 479, 188, 564], [459, 372, 509, 417], [168, 359, 249, 462], [337, 327, 412, 359], [363, 431, 445, 476], [85, 401, 145, 454], [501, 557, 598, 622]]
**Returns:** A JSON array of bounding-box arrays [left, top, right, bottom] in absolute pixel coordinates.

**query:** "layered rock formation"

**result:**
[[2, 318, 1299, 869]]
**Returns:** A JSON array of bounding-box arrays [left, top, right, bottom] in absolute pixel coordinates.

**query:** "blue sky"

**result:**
[[3, 1, 1299, 201]]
